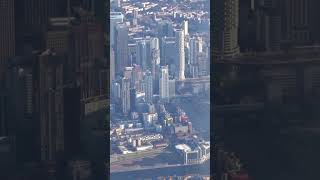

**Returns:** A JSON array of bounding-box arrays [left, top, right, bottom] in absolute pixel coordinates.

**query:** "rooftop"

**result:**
[[175, 144, 191, 152]]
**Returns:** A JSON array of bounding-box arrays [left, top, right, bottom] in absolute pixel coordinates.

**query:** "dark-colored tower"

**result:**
[[213, 0, 240, 60], [15, 0, 69, 53], [0, 0, 15, 82], [115, 23, 129, 73], [36, 50, 65, 161], [72, 11, 105, 100], [281, 0, 311, 44]]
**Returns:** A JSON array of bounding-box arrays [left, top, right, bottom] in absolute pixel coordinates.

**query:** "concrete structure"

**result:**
[[169, 79, 176, 98], [175, 30, 186, 80], [159, 66, 170, 101], [115, 23, 129, 73], [144, 71, 153, 103], [121, 77, 131, 115]]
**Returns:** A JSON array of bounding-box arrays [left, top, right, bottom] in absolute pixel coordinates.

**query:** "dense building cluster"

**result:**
[[0, 0, 107, 179], [110, 0, 210, 174], [213, 0, 320, 180]]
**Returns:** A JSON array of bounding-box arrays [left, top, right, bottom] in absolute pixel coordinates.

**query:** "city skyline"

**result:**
[[110, 0, 210, 179], [1, 0, 320, 179]]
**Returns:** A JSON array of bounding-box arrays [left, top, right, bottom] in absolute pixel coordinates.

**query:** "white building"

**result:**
[[175, 29, 185, 80], [159, 66, 169, 101]]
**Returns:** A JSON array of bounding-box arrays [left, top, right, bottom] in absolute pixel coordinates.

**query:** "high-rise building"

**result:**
[[22, 0, 68, 31], [189, 37, 200, 78], [159, 66, 169, 101], [132, 64, 143, 91], [248, 1, 287, 51], [0, 91, 7, 136], [151, 49, 160, 93], [112, 82, 121, 100], [123, 67, 133, 79], [110, 12, 124, 47], [183, 19, 189, 36], [157, 20, 174, 38], [130, 88, 136, 112], [124, 66, 134, 87], [115, 23, 128, 73], [46, 17, 75, 82], [46, 17, 72, 55], [72, 12, 105, 99], [175, 30, 186, 80], [15, 0, 68, 51], [136, 40, 148, 70], [0, 0, 14, 138], [169, 79, 176, 98], [121, 77, 130, 115], [6, 54, 38, 162], [161, 37, 176, 67], [213, 0, 240, 60], [281, 0, 311, 44], [110, 48, 115, 82], [37, 49, 64, 161], [144, 70, 153, 103], [310, 0, 320, 43], [0, 0, 15, 83], [198, 52, 209, 76]]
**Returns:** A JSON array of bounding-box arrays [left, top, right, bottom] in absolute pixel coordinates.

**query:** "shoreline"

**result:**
[[110, 158, 210, 174]]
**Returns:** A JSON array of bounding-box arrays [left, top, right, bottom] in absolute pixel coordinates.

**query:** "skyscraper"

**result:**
[[72, 13, 105, 99], [115, 23, 128, 73], [0, 0, 15, 83], [0, 0, 15, 136], [136, 40, 148, 70], [183, 19, 189, 36], [159, 66, 169, 101], [112, 82, 121, 100], [213, 0, 240, 60], [144, 70, 153, 103], [157, 20, 174, 38], [169, 79, 176, 98], [281, 0, 311, 44], [45, 17, 72, 55], [130, 88, 136, 112], [110, 12, 124, 47], [161, 37, 176, 66], [124, 66, 134, 87], [175, 30, 185, 80], [121, 77, 130, 115], [6, 54, 39, 162], [37, 49, 64, 161], [151, 49, 160, 93], [23, 0, 68, 29], [189, 37, 199, 78], [15, 0, 68, 51], [0, 91, 7, 136], [110, 48, 115, 82]]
